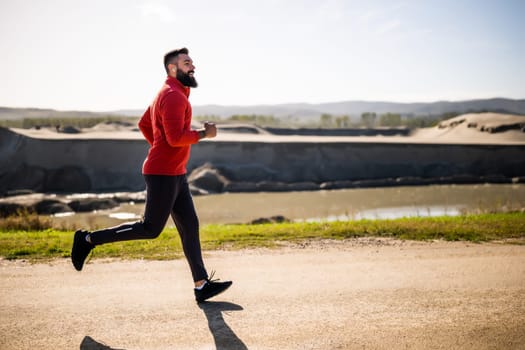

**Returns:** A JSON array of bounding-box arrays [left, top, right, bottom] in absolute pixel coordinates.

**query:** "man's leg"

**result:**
[[171, 175, 232, 302], [71, 175, 177, 270], [171, 175, 208, 282], [89, 175, 176, 244]]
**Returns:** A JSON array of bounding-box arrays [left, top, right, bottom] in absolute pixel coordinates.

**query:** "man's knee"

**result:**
[[139, 221, 163, 239]]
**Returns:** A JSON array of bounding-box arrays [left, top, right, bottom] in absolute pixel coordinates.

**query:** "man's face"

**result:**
[[171, 54, 197, 88]]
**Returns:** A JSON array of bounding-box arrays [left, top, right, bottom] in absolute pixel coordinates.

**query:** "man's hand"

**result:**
[[201, 122, 217, 139]]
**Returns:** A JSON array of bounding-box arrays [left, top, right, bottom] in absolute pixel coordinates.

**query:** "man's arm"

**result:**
[[162, 94, 201, 146], [138, 106, 154, 145]]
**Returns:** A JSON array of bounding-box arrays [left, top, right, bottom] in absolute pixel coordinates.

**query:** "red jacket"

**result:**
[[139, 76, 200, 175]]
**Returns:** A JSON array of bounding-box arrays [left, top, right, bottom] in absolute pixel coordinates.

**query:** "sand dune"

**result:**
[[412, 113, 525, 143], [7, 112, 525, 144]]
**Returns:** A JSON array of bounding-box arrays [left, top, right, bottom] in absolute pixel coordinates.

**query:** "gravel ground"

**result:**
[[1, 239, 524, 350]]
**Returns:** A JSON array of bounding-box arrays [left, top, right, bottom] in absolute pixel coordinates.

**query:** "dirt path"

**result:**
[[1, 240, 524, 350]]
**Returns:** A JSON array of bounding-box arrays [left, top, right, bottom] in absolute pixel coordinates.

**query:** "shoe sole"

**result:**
[[71, 230, 91, 271], [196, 282, 232, 303]]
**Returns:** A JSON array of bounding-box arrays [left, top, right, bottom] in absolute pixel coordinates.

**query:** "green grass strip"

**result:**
[[1, 212, 524, 261]]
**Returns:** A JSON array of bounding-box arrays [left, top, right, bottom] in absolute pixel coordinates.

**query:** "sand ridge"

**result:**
[[8, 112, 525, 144]]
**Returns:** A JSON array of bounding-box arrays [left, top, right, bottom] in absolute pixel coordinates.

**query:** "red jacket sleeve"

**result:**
[[138, 106, 154, 145], [161, 92, 199, 147]]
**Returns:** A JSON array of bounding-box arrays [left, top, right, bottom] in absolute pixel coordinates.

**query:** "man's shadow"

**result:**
[[199, 301, 248, 350], [79, 302, 247, 350], [80, 336, 126, 350]]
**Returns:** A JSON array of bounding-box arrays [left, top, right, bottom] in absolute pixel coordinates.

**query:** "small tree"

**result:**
[[379, 113, 402, 127], [320, 113, 334, 128], [335, 115, 350, 128], [361, 112, 377, 128]]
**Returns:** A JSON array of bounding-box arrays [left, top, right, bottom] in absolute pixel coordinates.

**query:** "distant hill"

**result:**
[[2, 98, 524, 121], [116, 98, 525, 121], [198, 98, 525, 119], [0, 107, 128, 121]]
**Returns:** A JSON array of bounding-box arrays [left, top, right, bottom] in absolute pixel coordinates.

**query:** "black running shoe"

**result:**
[[71, 230, 93, 271], [195, 272, 233, 303]]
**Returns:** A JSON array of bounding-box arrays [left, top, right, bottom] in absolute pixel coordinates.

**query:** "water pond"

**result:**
[[52, 184, 525, 229]]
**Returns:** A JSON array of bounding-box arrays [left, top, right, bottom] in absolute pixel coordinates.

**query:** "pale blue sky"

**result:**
[[1, 0, 523, 111]]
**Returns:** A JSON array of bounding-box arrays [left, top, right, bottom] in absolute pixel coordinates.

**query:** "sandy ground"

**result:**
[[1, 240, 524, 350], [10, 112, 525, 144]]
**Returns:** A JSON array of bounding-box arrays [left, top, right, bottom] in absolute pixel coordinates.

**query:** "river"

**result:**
[[51, 184, 525, 230]]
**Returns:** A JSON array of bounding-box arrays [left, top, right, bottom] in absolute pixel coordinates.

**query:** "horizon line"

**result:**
[[1, 96, 524, 114]]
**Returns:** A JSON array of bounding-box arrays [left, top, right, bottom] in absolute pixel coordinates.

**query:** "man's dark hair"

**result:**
[[164, 48, 189, 74]]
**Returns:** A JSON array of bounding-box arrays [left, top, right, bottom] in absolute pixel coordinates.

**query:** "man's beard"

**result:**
[[176, 70, 198, 88]]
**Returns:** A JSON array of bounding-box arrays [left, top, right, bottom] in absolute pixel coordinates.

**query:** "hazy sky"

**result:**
[[1, 0, 524, 111]]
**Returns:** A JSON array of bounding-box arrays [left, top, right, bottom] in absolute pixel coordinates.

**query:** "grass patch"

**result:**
[[1, 212, 524, 261], [0, 210, 53, 231]]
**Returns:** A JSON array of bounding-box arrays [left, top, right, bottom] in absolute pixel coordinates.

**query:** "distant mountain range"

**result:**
[[188, 98, 525, 121], [2, 98, 524, 121]]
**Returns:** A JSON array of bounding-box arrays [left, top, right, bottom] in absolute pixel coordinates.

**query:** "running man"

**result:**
[[71, 48, 232, 303]]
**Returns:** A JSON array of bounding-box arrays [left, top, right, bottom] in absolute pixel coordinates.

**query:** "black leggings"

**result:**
[[89, 175, 208, 282]]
